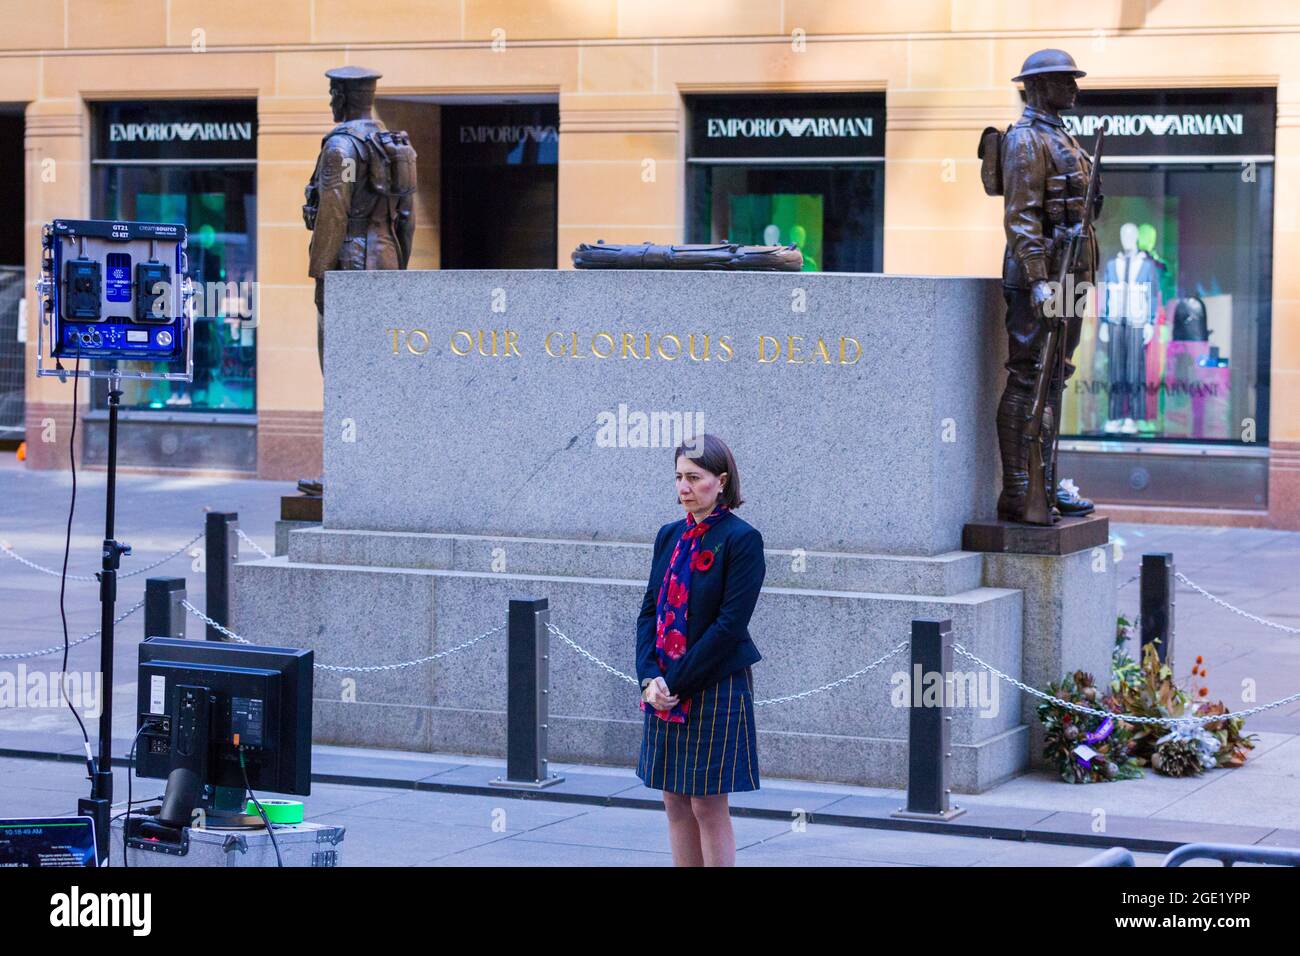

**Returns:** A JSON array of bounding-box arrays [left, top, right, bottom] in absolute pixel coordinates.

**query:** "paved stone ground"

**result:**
[[2, 455, 1299, 864], [1, 754, 1187, 866]]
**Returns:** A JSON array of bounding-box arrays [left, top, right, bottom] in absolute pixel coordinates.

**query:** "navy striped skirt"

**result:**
[[636, 666, 760, 795]]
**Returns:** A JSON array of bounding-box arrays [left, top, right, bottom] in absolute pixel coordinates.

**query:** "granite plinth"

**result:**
[[275, 519, 321, 557], [981, 544, 1118, 769]]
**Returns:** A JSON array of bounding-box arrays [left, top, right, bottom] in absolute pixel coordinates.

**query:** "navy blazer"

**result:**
[[635, 510, 765, 700]]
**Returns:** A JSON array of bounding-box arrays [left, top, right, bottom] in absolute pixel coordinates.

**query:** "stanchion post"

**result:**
[[205, 512, 238, 642], [891, 618, 965, 821], [144, 577, 186, 639], [1140, 552, 1175, 667], [491, 597, 564, 789]]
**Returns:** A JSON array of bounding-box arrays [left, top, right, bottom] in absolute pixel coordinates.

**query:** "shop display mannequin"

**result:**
[[1099, 222, 1156, 434]]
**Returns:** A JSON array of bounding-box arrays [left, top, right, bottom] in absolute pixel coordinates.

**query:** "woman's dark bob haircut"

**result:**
[[673, 433, 744, 510]]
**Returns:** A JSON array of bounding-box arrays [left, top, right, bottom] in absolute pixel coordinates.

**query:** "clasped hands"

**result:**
[[642, 676, 679, 712]]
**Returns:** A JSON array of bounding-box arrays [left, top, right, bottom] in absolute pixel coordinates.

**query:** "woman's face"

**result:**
[[676, 455, 726, 514]]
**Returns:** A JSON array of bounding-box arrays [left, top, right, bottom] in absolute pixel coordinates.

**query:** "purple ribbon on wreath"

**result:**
[[1083, 716, 1114, 745], [1074, 716, 1116, 768]]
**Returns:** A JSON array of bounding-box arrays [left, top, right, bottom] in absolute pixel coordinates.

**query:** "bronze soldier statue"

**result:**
[[304, 66, 417, 373], [981, 49, 1100, 524]]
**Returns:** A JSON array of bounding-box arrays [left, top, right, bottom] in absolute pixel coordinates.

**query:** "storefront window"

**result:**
[[686, 94, 885, 272], [91, 101, 257, 412], [1062, 89, 1274, 444]]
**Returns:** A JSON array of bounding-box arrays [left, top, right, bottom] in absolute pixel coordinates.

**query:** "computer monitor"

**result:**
[[135, 637, 313, 801]]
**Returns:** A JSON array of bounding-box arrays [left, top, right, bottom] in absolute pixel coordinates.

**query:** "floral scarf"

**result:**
[[642, 504, 730, 723]]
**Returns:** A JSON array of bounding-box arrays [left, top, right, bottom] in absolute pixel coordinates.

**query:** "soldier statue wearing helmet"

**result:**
[[982, 48, 1102, 523], [304, 66, 418, 373]]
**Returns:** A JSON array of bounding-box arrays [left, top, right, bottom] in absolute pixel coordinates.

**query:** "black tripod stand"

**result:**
[[77, 370, 131, 866]]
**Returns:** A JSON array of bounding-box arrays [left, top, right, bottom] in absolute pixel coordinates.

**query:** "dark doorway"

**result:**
[[440, 104, 558, 268]]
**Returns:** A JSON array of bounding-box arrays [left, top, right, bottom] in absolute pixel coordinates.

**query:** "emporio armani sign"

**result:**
[[705, 116, 875, 139], [108, 121, 254, 143], [1065, 112, 1245, 138], [459, 124, 559, 144]]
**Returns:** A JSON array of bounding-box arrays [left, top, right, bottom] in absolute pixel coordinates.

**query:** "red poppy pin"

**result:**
[[691, 549, 716, 572]]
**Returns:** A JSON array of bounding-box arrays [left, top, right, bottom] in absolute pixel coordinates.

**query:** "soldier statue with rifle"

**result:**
[[978, 48, 1103, 525]]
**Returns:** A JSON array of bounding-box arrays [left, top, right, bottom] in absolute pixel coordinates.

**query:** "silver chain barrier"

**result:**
[[1, 542, 96, 582], [1175, 571, 1300, 635], [752, 639, 913, 706], [544, 620, 912, 707], [0, 600, 144, 662], [952, 641, 1300, 727], [1, 531, 203, 582], [545, 621, 638, 685], [178, 599, 506, 671], [235, 528, 272, 560], [1117, 573, 1140, 591], [180, 599, 254, 644]]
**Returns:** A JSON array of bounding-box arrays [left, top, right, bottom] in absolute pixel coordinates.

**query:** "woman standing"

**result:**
[[635, 433, 765, 867]]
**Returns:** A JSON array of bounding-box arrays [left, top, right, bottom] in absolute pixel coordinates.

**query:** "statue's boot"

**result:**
[[995, 389, 1033, 522]]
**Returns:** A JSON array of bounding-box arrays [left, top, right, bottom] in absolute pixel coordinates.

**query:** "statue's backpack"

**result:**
[[977, 124, 1013, 196], [364, 129, 418, 200]]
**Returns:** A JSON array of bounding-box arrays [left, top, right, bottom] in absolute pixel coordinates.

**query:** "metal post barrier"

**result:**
[[1077, 847, 1136, 867], [205, 512, 238, 642], [144, 577, 186, 639], [491, 597, 564, 789], [1163, 842, 1300, 867], [1140, 552, 1175, 667], [891, 618, 965, 821]]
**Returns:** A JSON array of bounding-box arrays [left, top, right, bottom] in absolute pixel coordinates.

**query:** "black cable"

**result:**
[[58, 355, 94, 778], [121, 720, 157, 868], [239, 747, 283, 867]]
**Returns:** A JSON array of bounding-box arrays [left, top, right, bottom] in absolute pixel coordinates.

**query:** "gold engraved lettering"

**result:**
[[786, 335, 804, 364], [717, 336, 734, 362], [688, 334, 710, 361], [450, 330, 474, 356], [477, 330, 499, 357], [503, 329, 521, 357], [657, 334, 681, 361], [621, 332, 641, 359], [758, 335, 780, 364], [812, 337, 833, 364], [386, 328, 404, 354], [406, 329, 430, 355], [592, 332, 615, 359], [840, 336, 862, 365]]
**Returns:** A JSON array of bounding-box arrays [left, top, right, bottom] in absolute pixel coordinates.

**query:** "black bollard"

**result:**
[[204, 512, 238, 641], [491, 597, 564, 789], [1140, 552, 1175, 667], [144, 577, 186, 639], [892, 618, 965, 821]]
